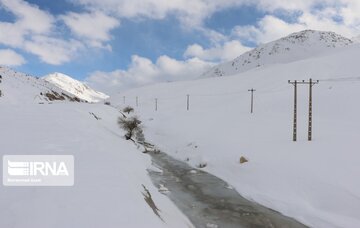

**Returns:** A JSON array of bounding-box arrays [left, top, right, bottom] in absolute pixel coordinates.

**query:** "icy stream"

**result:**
[[148, 151, 307, 228]]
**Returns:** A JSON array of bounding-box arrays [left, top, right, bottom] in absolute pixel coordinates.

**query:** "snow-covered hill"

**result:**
[[112, 40, 360, 228], [202, 30, 353, 77], [0, 67, 84, 104], [0, 103, 191, 228], [44, 72, 109, 103], [0, 67, 192, 228]]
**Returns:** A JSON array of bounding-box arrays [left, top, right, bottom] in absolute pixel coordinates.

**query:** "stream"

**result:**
[[148, 151, 307, 228]]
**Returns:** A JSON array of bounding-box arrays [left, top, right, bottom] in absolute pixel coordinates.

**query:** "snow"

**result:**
[[0, 68, 193, 227], [351, 35, 360, 43], [44, 72, 109, 103], [112, 40, 360, 228], [203, 30, 353, 78], [0, 67, 84, 104], [2, 29, 360, 227]]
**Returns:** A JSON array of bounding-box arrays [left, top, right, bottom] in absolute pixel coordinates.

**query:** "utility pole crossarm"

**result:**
[[289, 79, 319, 85]]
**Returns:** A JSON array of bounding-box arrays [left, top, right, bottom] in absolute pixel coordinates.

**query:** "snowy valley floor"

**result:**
[[0, 103, 192, 228], [113, 45, 360, 228]]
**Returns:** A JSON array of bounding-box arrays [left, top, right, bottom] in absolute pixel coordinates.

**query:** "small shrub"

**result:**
[[123, 106, 134, 114], [118, 116, 142, 140], [104, 101, 111, 105]]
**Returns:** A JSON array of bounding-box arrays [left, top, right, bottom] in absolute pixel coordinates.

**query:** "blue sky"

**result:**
[[0, 0, 359, 92]]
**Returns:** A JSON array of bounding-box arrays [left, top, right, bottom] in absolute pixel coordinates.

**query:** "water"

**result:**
[[148, 151, 307, 228]]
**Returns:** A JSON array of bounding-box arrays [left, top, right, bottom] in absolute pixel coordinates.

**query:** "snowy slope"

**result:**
[[44, 72, 109, 103], [0, 66, 84, 104], [0, 67, 193, 227], [112, 42, 360, 228], [203, 30, 353, 77], [0, 103, 192, 228], [351, 35, 360, 43]]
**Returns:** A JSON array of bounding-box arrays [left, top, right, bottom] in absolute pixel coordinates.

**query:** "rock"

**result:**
[[240, 156, 248, 164]]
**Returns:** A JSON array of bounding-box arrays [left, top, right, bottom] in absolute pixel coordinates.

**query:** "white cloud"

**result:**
[[232, 16, 307, 44], [23, 36, 84, 65], [67, 0, 360, 32], [86, 38, 250, 93], [0, 49, 26, 66], [0, 0, 54, 47], [0, 0, 54, 34], [256, 0, 320, 12], [184, 40, 250, 62], [68, 0, 360, 56], [85, 55, 214, 93], [60, 11, 120, 49], [0, 0, 118, 65], [0, 22, 25, 47], [70, 0, 250, 27], [0, 0, 84, 65], [237, 0, 360, 44], [232, 8, 360, 45]]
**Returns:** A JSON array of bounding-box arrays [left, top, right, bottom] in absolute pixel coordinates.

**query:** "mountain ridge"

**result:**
[[0, 66, 86, 104], [202, 30, 353, 78]]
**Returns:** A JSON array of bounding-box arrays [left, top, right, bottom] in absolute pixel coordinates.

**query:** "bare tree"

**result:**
[[118, 116, 142, 140], [123, 106, 134, 114]]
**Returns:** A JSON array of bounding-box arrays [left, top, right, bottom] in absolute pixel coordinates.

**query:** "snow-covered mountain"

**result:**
[[0, 66, 84, 104], [43, 72, 109, 103], [202, 30, 353, 77]]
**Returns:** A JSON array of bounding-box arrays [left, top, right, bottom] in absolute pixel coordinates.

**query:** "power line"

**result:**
[[191, 91, 247, 97], [319, 76, 360, 82]]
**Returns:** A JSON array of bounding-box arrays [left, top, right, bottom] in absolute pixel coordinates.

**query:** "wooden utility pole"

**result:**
[[186, 94, 190, 111], [155, 98, 158, 111], [288, 79, 319, 141], [308, 78, 319, 141], [288, 80, 297, 141], [248, 88, 256, 114]]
